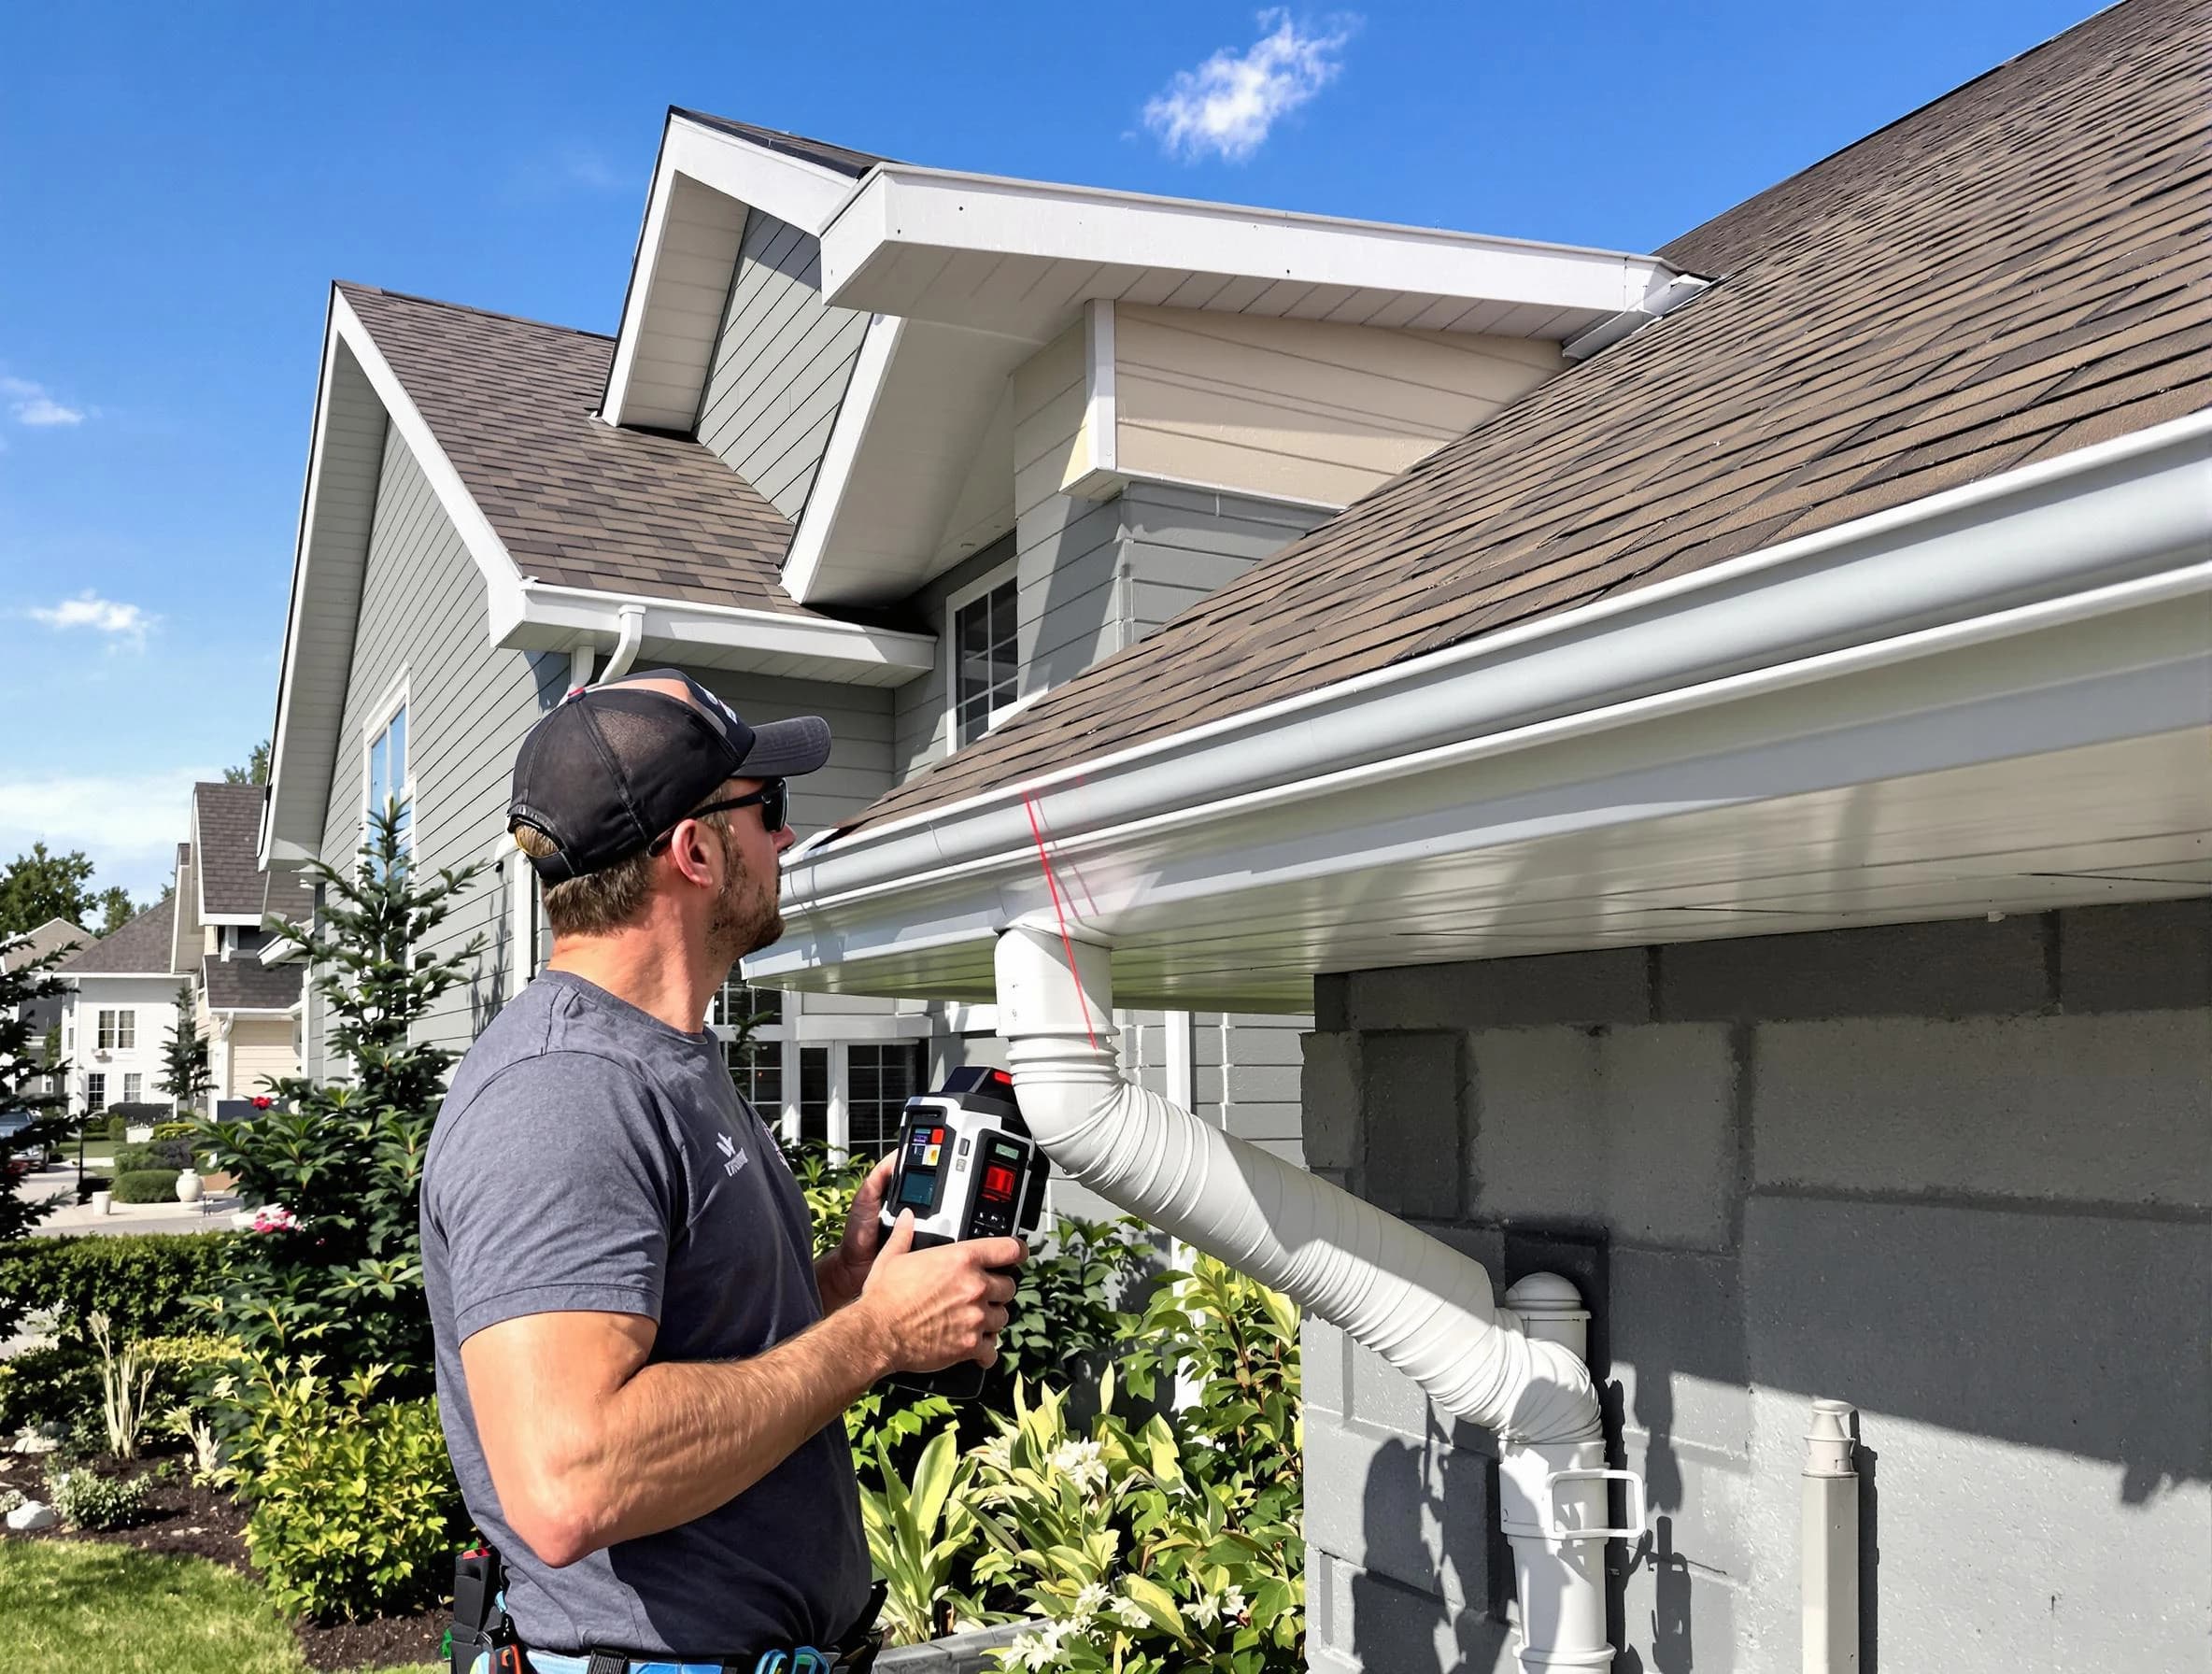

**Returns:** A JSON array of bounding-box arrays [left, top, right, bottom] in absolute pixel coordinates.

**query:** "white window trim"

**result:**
[[360, 668, 416, 856], [944, 559, 1020, 751]]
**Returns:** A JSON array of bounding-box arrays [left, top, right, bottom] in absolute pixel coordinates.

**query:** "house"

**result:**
[[53, 786, 310, 1116], [257, 106, 1695, 1175], [2, 917, 92, 1099], [759, 2, 2212, 1670]]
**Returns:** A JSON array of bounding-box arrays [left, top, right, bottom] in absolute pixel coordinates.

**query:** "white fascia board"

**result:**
[[201, 914, 264, 928], [257, 936, 305, 968], [603, 113, 867, 428], [504, 580, 936, 678], [208, 1006, 298, 1019], [822, 163, 1680, 321], [780, 312, 904, 603], [757, 408, 2212, 983], [260, 301, 346, 872]]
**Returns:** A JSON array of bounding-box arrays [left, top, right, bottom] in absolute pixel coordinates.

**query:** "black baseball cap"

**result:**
[[507, 670, 830, 882]]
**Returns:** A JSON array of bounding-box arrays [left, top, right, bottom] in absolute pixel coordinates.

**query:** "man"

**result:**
[[422, 671, 1025, 1672]]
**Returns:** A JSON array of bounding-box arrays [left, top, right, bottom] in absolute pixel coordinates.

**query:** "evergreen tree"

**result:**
[[96, 886, 136, 937], [0, 934, 72, 1341], [198, 802, 488, 1385], [223, 741, 271, 786], [157, 981, 216, 1112]]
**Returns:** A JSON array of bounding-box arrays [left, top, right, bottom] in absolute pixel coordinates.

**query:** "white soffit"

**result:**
[[603, 114, 863, 431], [820, 164, 1685, 345]]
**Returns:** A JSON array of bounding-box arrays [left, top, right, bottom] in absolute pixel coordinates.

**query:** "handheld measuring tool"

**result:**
[[878, 1064, 1050, 1398]]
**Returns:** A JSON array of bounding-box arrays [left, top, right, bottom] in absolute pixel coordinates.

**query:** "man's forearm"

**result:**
[[543, 1302, 886, 1562]]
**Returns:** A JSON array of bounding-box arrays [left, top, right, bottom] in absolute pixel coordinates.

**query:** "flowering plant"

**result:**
[[249, 1205, 300, 1234], [249, 1096, 275, 1111]]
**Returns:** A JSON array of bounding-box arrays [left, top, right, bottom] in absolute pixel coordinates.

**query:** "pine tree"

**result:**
[[156, 981, 216, 1112], [197, 802, 489, 1384], [0, 935, 73, 1341]]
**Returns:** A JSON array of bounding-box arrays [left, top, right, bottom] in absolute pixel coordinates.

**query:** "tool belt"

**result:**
[[448, 1546, 885, 1674]]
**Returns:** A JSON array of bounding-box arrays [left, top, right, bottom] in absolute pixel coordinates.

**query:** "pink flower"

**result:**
[[250, 1096, 275, 1111], [249, 1205, 300, 1234]]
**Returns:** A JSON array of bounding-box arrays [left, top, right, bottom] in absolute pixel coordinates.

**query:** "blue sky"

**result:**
[[0, 0, 2101, 902]]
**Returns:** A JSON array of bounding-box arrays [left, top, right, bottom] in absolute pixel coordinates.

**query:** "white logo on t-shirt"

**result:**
[[716, 1130, 748, 1177]]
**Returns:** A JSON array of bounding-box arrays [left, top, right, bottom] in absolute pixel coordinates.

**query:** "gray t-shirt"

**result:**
[[421, 970, 869, 1656]]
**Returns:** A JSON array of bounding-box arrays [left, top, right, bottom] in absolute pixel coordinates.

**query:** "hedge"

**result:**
[[106, 1102, 175, 1125], [113, 1141, 194, 1174], [0, 1231, 233, 1341]]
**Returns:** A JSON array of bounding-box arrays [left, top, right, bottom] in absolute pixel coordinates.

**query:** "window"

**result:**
[[709, 979, 781, 1034], [122, 1073, 142, 1104], [364, 688, 413, 867], [951, 574, 1018, 748], [845, 1042, 927, 1159], [726, 1038, 783, 1112], [96, 1010, 135, 1050], [85, 1073, 106, 1113], [799, 1047, 830, 1146]]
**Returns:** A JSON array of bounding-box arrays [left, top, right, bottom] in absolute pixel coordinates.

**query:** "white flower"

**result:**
[[1073, 1582, 1110, 1620], [1112, 1594, 1154, 1629], [976, 1433, 1013, 1474], [1005, 1632, 1056, 1671], [1187, 1593, 1222, 1628], [1046, 1437, 1109, 1495], [1222, 1583, 1250, 1621]]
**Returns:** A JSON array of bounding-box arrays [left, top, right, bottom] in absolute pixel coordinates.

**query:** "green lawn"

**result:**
[[0, 1539, 439, 1674]]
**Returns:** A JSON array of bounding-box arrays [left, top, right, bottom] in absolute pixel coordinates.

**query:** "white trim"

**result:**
[[360, 669, 414, 858], [790, 1013, 934, 1043], [1082, 299, 1117, 481], [501, 578, 936, 680], [944, 556, 1021, 750], [779, 313, 904, 603], [758, 409, 2212, 990], [603, 114, 871, 430], [822, 163, 1682, 325]]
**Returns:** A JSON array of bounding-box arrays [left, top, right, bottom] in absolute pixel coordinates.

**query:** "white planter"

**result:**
[[174, 1170, 203, 1204], [124, 1125, 154, 1143], [90, 1191, 111, 1215]]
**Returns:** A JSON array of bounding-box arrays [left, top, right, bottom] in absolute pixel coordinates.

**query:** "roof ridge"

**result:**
[[335, 280, 613, 345]]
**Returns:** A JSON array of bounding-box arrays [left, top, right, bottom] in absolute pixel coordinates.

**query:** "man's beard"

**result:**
[[706, 841, 784, 969]]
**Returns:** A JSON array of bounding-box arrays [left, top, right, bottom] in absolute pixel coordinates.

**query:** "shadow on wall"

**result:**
[[1352, 1431, 1512, 1673]]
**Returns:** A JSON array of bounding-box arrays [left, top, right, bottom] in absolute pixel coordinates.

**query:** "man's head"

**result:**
[[506, 671, 830, 964]]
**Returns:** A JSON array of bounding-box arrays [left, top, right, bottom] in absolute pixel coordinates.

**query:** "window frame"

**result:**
[[85, 1072, 106, 1114], [96, 1009, 135, 1051], [944, 560, 1020, 751], [361, 670, 416, 866], [122, 1071, 142, 1104]]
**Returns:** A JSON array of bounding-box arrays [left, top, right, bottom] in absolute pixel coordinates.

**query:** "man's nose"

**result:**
[[772, 824, 796, 856]]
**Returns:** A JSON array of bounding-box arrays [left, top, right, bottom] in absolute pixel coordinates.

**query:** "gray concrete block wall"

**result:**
[[1298, 901, 2212, 1673]]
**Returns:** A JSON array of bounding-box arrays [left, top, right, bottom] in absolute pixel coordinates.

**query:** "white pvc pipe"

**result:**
[[995, 923, 1614, 1670], [1803, 1398, 1860, 1674]]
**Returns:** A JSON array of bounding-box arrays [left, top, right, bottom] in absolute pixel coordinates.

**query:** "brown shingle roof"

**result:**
[[2, 920, 92, 973], [841, 0, 2212, 838], [339, 284, 814, 614], [193, 782, 269, 916], [56, 898, 177, 977], [201, 953, 304, 1014]]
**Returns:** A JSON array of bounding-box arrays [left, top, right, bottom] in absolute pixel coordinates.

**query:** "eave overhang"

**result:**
[[753, 411, 2212, 1010]]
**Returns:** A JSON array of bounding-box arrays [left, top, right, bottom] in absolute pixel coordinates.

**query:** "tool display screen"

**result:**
[[899, 1125, 947, 1210], [979, 1139, 1024, 1205]]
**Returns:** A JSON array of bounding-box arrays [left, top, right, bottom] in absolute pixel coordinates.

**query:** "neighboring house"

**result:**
[[51, 896, 181, 1119], [258, 108, 1688, 1170], [762, 5, 2212, 1672], [2, 917, 92, 1099], [51, 786, 310, 1117]]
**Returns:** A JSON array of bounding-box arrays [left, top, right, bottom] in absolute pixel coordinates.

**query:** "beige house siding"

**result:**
[[223, 1017, 297, 1101]]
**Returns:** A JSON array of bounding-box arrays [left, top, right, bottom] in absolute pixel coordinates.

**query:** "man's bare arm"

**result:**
[[461, 1215, 1023, 1568]]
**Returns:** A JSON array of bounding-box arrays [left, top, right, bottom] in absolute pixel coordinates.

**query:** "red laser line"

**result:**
[[1022, 791, 1099, 1050]]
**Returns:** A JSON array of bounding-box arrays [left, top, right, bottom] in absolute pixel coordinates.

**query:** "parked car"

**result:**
[[0, 1109, 49, 1169]]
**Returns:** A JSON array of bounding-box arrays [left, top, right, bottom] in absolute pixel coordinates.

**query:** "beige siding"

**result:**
[[1112, 305, 1561, 506], [224, 1017, 297, 1100]]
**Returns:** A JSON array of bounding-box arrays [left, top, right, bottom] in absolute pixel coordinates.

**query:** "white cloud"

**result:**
[[1142, 9, 1359, 163], [25, 591, 157, 650], [1, 375, 86, 427], [0, 769, 216, 901]]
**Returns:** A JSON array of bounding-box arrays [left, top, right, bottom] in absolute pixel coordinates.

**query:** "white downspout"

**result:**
[[596, 603, 646, 687], [995, 923, 1631, 1671], [1803, 1398, 1860, 1673]]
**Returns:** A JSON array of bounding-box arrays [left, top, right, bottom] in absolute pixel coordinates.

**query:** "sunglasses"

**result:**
[[648, 778, 788, 854]]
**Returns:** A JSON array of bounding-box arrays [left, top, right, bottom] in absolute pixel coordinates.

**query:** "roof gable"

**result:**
[[835, 0, 2212, 839], [56, 896, 178, 977], [193, 782, 271, 919]]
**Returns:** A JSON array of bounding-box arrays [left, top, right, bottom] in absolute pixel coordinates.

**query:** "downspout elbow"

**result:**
[[992, 923, 1600, 1448]]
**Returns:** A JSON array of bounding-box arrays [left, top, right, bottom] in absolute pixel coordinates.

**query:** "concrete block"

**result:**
[[1301, 1032, 1363, 1171], [1315, 972, 1352, 1032], [1363, 1032, 1463, 1221], [1615, 1452, 1750, 1674], [1609, 1248, 1751, 1492], [1470, 1024, 1739, 1249], [1752, 1011, 2212, 1209], [1302, 1412, 1491, 1612], [2059, 898, 2212, 1013], [1303, 1315, 1349, 1417], [1348, 1340, 1433, 1440], [1659, 914, 2052, 1021], [1345, 948, 1652, 1030]]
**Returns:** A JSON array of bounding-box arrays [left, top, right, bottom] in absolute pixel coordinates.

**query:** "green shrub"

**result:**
[[0, 1343, 100, 1434], [151, 1121, 198, 1142], [113, 1140, 193, 1174], [111, 1170, 182, 1205], [106, 1102, 175, 1126], [106, 1116, 127, 1142], [225, 1356, 466, 1621], [44, 1465, 152, 1530]]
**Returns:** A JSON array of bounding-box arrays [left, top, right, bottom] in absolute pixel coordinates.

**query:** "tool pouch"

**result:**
[[449, 1546, 527, 1674]]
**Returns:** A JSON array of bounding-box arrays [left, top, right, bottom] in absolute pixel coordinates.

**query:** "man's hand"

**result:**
[[856, 1211, 1027, 1373], [815, 1153, 898, 1312]]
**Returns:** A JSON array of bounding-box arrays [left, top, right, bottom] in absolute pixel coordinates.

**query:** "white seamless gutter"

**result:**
[[503, 580, 936, 680], [769, 408, 2212, 943]]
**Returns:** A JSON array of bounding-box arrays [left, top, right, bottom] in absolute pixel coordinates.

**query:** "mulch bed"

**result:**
[[0, 1449, 446, 1670]]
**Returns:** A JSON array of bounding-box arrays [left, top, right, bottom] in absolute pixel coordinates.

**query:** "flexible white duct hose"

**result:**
[[995, 924, 1601, 1447]]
